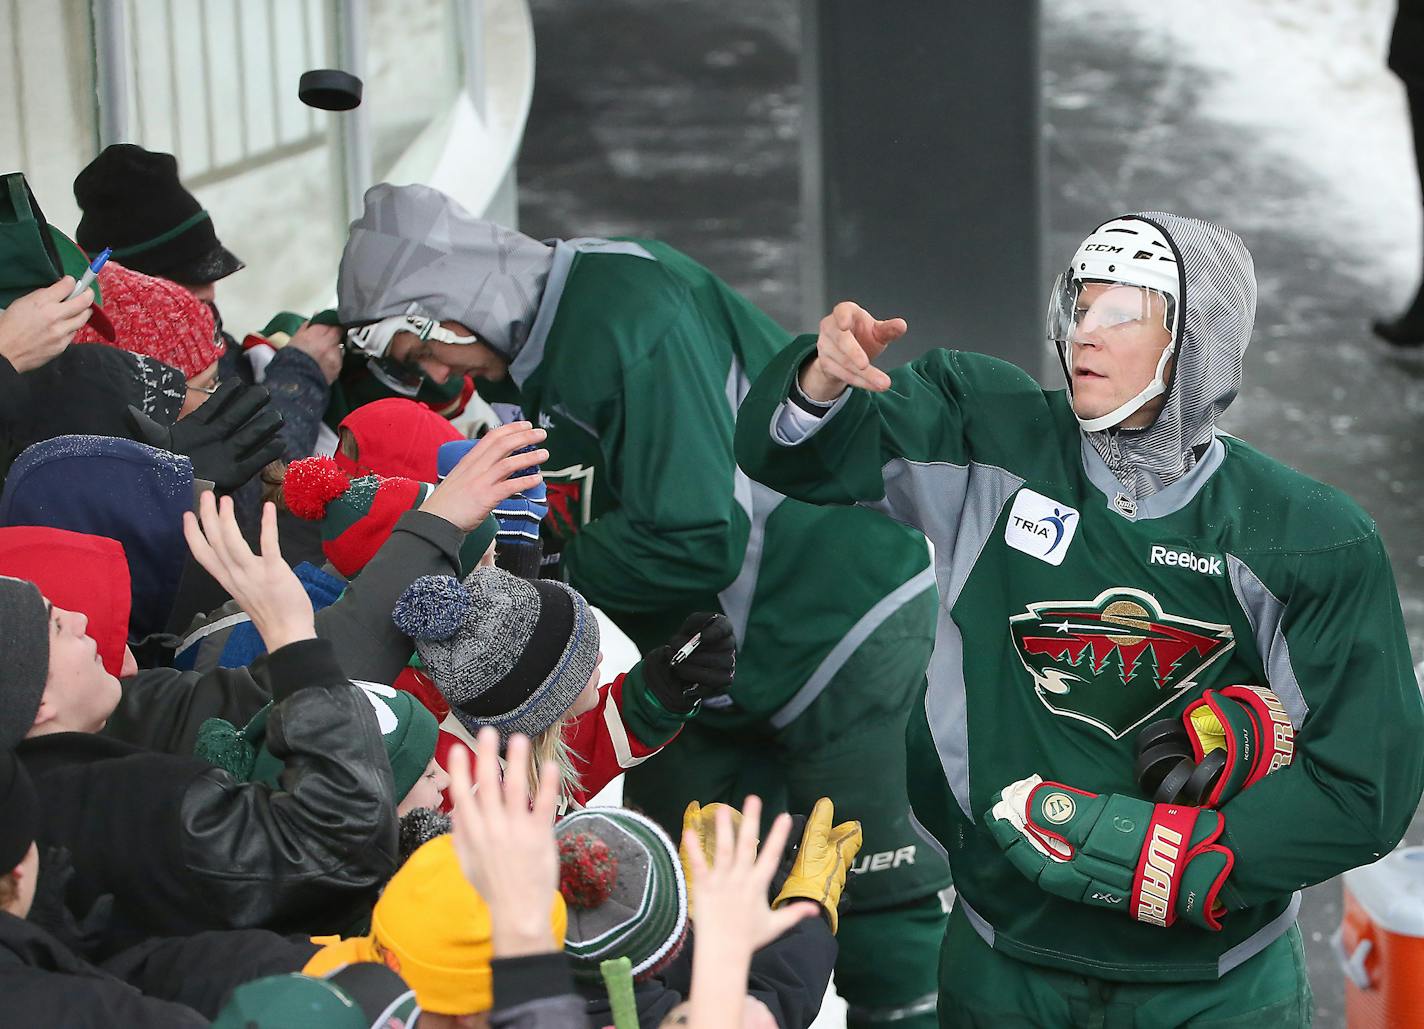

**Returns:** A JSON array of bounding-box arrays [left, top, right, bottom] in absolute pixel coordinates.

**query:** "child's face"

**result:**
[[569, 653, 604, 716], [397, 757, 451, 816]]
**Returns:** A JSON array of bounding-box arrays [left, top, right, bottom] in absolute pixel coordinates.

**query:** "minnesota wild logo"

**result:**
[[1009, 588, 1234, 738], [544, 463, 596, 536]]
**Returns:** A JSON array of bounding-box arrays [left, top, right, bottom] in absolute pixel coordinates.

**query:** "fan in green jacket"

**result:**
[[733, 211, 1424, 1026], [332, 182, 950, 1029]]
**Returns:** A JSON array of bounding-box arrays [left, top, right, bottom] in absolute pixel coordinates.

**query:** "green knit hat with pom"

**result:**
[[555, 808, 689, 983], [194, 681, 438, 802]]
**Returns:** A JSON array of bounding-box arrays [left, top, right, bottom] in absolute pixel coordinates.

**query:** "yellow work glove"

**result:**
[[772, 797, 862, 934], [679, 800, 743, 915]]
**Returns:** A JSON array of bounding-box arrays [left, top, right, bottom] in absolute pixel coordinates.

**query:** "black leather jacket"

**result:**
[[20, 638, 397, 960]]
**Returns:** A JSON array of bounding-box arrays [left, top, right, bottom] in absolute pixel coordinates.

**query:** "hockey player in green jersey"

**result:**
[[335, 182, 950, 1028], [734, 211, 1424, 1026]]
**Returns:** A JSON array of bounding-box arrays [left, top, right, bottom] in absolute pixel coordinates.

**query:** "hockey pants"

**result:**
[[625, 600, 949, 1029], [936, 904, 1312, 1028]]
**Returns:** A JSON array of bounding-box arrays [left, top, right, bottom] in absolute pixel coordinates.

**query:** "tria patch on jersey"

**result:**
[[1004, 488, 1080, 566], [1009, 587, 1235, 739]]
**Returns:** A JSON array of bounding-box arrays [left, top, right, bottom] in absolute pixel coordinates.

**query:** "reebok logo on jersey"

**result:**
[[1005, 489, 1080, 567], [1149, 545, 1223, 576]]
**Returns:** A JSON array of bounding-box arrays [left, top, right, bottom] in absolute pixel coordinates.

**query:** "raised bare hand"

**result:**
[[182, 495, 315, 653], [419, 421, 549, 532], [287, 321, 344, 384], [446, 727, 562, 958]]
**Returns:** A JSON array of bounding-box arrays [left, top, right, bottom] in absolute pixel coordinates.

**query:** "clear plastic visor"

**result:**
[[1046, 275, 1176, 351]]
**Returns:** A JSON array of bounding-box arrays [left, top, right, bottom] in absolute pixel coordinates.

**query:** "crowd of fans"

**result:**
[[0, 147, 860, 1027]]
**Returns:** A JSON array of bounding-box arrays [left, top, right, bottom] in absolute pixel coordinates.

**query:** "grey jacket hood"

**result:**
[[1080, 211, 1257, 500], [337, 183, 554, 359]]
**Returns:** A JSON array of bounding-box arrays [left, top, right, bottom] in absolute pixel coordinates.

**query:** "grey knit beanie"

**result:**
[[0, 576, 49, 748], [392, 567, 600, 738]]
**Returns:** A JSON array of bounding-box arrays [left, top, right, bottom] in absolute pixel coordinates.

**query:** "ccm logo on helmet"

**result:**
[[1083, 244, 1123, 253], [1149, 545, 1223, 576]]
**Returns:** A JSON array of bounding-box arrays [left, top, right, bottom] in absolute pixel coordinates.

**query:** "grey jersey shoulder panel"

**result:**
[[864, 457, 1025, 822], [1224, 554, 1309, 728]]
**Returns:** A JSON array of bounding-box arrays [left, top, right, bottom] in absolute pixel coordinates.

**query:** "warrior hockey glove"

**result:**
[[642, 612, 736, 714], [1135, 685, 1295, 807], [772, 797, 862, 934], [986, 774, 1233, 930], [126, 380, 285, 492]]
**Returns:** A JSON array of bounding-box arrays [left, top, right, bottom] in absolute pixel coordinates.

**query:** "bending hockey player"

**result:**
[[735, 212, 1424, 1026], [334, 182, 949, 1028]]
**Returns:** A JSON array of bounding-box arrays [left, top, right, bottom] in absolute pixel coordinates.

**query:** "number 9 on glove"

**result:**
[[986, 774, 1234, 930]]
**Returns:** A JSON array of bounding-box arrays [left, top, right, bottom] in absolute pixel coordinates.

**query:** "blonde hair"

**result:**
[[528, 715, 582, 804]]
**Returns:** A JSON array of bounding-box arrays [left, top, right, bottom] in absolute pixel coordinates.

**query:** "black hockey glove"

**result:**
[[126, 380, 285, 492], [642, 612, 736, 713]]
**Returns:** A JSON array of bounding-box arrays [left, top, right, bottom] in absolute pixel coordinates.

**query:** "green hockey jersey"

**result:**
[[484, 238, 934, 725], [735, 337, 1424, 981]]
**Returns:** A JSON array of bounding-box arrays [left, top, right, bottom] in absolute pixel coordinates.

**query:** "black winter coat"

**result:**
[[20, 638, 397, 960], [0, 911, 207, 1027]]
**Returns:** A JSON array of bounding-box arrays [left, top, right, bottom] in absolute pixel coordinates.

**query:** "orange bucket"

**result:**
[[1334, 846, 1424, 1028]]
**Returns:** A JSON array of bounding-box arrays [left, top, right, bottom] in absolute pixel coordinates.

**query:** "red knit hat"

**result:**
[[335, 398, 465, 483], [74, 260, 222, 379], [283, 456, 430, 578], [0, 526, 131, 677]]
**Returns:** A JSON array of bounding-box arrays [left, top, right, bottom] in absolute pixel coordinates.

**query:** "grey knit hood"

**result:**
[[1072, 212, 1256, 500], [337, 183, 554, 359]]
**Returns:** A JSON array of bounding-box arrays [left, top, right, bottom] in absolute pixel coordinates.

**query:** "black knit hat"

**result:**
[[0, 577, 48, 749], [0, 748, 38, 873], [73, 144, 245, 285]]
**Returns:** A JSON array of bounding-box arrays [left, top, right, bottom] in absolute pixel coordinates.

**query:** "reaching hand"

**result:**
[[420, 421, 549, 532], [799, 300, 907, 402], [686, 795, 818, 953], [182, 495, 315, 653], [287, 320, 344, 384], [446, 727, 562, 958], [0, 279, 93, 373], [128, 380, 286, 491], [644, 613, 736, 714]]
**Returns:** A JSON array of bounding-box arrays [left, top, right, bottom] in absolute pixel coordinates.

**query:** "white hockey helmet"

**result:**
[[1048, 216, 1183, 432]]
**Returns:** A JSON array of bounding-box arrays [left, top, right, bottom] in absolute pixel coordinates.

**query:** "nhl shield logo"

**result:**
[[1009, 587, 1235, 739]]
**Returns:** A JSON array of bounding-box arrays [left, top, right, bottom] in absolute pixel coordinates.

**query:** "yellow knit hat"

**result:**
[[305, 835, 567, 1015]]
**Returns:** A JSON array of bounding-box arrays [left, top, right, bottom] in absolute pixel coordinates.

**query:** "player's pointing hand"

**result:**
[[800, 300, 906, 401]]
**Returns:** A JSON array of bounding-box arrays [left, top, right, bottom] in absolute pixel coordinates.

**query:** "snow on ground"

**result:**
[[1055, 0, 1416, 294]]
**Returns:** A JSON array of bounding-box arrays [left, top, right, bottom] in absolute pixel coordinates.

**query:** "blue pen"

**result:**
[[65, 247, 111, 301]]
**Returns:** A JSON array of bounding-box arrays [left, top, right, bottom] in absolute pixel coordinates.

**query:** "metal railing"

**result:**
[[95, 0, 329, 189]]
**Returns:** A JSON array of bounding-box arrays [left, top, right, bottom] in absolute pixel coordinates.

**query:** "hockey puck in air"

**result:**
[[299, 69, 363, 111]]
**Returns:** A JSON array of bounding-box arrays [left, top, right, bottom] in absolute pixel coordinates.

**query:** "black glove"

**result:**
[[126, 380, 285, 491], [642, 612, 736, 713]]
